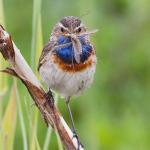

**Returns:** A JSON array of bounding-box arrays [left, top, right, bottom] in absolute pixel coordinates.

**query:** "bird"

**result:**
[[38, 16, 97, 149]]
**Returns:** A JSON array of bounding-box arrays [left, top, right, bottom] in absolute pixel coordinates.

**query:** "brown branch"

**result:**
[[0, 25, 84, 150]]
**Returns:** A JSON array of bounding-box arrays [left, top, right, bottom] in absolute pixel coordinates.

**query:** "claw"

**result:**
[[43, 90, 54, 105], [45, 90, 52, 99], [72, 131, 84, 150]]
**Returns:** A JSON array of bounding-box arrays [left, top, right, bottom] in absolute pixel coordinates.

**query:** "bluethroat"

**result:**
[[38, 16, 97, 148]]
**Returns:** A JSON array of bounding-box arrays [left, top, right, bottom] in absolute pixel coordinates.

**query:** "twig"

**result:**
[[0, 25, 84, 150]]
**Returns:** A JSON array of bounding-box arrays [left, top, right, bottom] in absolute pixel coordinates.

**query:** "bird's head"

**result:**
[[51, 16, 97, 64], [53, 16, 86, 35]]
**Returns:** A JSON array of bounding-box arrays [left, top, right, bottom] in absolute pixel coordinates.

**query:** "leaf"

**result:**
[[1, 81, 17, 150], [56, 131, 64, 150], [43, 126, 52, 150], [0, 0, 8, 121], [35, 14, 43, 68], [35, 136, 41, 150], [16, 85, 28, 150], [30, 0, 42, 70], [0, 0, 5, 25], [30, 108, 39, 150], [30, 0, 43, 149]]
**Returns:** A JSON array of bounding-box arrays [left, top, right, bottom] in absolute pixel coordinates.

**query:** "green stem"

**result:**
[[30, 0, 42, 70], [16, 81, 28, 150]]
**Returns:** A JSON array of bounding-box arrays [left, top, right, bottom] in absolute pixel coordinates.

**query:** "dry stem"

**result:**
[[0, 25, 84, 150]]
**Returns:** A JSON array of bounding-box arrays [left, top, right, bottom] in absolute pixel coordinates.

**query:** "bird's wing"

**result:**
[[38, 40, 56, 71]]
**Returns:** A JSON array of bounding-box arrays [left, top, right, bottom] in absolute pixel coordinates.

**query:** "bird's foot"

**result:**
[[45, 90, 53, 100], [44, 90, 54, 105], [72, 131, 84, 150]]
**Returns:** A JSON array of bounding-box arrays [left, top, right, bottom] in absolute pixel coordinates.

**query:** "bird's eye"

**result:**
[[77, 27, 81, 33], [61, 27, 64, 32]]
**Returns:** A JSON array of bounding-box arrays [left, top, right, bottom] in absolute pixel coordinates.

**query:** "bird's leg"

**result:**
[[66, 97, 76, 133], [66, 97, 84, 150]]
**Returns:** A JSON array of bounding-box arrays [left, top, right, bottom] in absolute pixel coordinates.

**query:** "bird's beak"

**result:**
[[63, 33, 82, 63], [71, 34, 82, 63]]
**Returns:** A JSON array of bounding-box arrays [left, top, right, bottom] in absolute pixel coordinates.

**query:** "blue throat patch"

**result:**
[[55, 35, 92, 64]]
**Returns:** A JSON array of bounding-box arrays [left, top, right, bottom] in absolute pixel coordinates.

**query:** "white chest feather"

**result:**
[[39, 55, 96, 99]]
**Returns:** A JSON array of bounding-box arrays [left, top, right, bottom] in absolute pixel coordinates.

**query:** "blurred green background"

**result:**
[[0, 0, 150, 150]]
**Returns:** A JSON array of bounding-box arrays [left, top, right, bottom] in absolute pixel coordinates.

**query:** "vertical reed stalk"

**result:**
[[30, 0, 42, 70], [16, 82, 28, 150], [0, 0, 7, 120], [1, 81, 17, 150], [30, 0, 42, 149]]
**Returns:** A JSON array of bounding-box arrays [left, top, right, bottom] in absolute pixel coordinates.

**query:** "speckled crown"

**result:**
[[60, 16, 81, 29]]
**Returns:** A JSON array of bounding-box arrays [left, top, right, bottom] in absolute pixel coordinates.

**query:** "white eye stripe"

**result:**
[[74, 23, 85, 32], [58, 23, 69, 31]]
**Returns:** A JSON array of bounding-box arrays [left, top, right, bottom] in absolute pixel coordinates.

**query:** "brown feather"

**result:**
[[38, 41, 56, 71]]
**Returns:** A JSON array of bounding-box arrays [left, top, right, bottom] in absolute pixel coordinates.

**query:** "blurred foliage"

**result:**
[[0, 82, 17, 150], [0, 0, 150, 150]]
